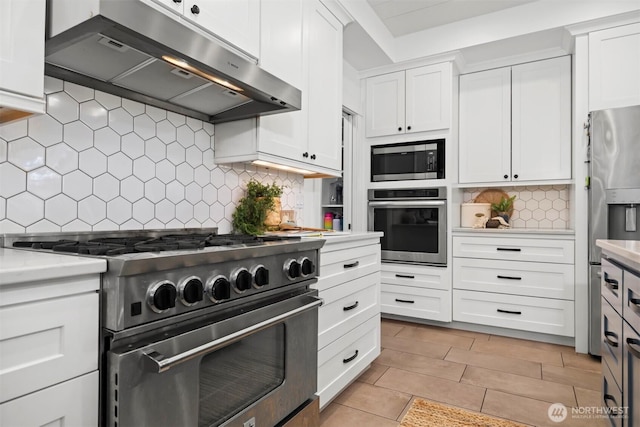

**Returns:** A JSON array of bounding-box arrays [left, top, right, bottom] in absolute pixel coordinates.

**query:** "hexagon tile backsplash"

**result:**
[[0, 77, 304, 234], [463, 186, 570, 229]]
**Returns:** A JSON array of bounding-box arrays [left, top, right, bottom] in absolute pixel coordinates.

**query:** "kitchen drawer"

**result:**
[[601, 297, 623, 390], [452, 236, 574, 264], [381, 263, 449, 291], [381, 284, 451, 322], [0, 292, 99, 403], [318, 273, 380, 349], [602, 258, 623, 315], [623, 321, 640, 427], [316, 243, 380, 291], [452, 290, 574, 336], [317, 314, 380, 409], [624, 269, 640, 334], [0, 371, 98, 426], [602, 360, 623, 427], [453, 258, 574, 300]]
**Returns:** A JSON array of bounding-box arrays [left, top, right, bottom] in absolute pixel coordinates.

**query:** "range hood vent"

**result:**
[[45, 1, 301, 124]]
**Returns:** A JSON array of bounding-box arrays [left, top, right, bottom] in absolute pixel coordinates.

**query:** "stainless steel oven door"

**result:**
[[106, 291, 321, 427], [368, 200, 446, 265]]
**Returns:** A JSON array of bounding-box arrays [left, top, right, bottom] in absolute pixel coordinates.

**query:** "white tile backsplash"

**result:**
[[0, 78, 304, 234], [463, 185, 570, 229]]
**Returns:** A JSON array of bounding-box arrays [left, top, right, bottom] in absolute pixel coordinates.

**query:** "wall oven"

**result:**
[[368, 188, 447, 265], [371, 139, 445, 182]]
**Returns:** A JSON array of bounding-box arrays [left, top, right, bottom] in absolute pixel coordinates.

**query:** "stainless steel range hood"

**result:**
[[45, 0, 301, 124]]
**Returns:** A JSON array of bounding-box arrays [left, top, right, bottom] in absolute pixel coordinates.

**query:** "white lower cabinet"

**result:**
[[313, 234, 381, 409], [452, 234, 575, 337], [380, 263, 451, 322], [0, 274, 100, 424]]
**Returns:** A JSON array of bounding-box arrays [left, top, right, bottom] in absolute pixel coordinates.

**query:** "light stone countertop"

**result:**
[[596, 239, 640, 270], [0, 248, 107, 286], [453, 227, 575, 236]]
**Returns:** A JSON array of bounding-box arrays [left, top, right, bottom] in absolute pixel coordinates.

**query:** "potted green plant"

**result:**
[[232, 179, 283, 235], [491, 195, 516, 223]]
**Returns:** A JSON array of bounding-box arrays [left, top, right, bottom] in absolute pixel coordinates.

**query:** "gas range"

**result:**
[[3, 229, 325, 332]]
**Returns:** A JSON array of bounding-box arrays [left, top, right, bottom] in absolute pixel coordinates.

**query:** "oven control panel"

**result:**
[[103, 249, 318, 331]]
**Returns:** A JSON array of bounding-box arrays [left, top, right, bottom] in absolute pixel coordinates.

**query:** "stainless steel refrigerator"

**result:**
[[588, 105, 640, 356]]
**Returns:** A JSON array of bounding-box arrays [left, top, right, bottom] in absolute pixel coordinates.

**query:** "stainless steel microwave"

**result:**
[[371, 139, 445, 182]]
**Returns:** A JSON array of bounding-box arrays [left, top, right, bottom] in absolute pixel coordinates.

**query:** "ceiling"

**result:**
[[366, 0, 538, 37]]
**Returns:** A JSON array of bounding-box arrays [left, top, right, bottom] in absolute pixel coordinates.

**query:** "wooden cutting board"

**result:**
[[474, 189, 513, 217]]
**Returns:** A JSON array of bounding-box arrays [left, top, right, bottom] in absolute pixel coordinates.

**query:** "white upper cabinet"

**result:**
[[459, 56, 571, 184], [152, 0, 260, 58], [365, 62, 451, 138], [0, 0, 46, 122], [589, 22, 640, 111], [214, 0, 343, 175]]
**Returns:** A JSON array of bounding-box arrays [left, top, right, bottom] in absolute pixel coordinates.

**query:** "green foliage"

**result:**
[[491, 195, 516, 213], [232, 179, 283, 235]]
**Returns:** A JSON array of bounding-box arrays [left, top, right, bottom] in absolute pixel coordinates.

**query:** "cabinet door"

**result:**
[[405, 63, 451, 133], [365, 71, 405, 137], [0, 0, 46, 117], [623, 321, 640, 427], [589, 23, 640, 110], [305, 1, 343, 171], [459, 67, 511, 184], [512, 56, 571, 182], [183, 0, 260, 58], [256, 0, 306, 163]]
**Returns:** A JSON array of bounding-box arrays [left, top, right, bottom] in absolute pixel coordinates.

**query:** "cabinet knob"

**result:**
[[407, 125, 412, 131], [503, 174, 508, 179], [191, 4, 200, 14], [302, 152, 309, 158], [513, 174, 519, 179], [310, 154, 316, 160], [397, 127, 402, 132], [173, 0, 181, 3]]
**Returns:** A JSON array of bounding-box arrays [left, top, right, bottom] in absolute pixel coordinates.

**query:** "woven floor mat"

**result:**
[[399, 398, 529, 427]]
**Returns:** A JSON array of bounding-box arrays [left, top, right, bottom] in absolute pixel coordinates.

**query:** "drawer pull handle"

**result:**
[[395, 298, 415, 304], [343, 301, 359, 311], [629, 297, 640, 316], [395, 274, 415, 279], [497, 308, 521, 315], [496, 248, 521, 252], [343, 350, 359, 364], [627, 338, 640, 359], [344, 261, 360, 269], [604, 331, 619, 348], [603, 394, 619, 414], [604, 278, 619, 291], [497, 275, 522, 280]]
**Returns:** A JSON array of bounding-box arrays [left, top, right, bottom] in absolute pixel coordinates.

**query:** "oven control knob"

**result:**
[[148, 281, 177, 313], [232, 268, 252, 293], [284, 259, 301, 280], [179, 276, 204, 306], [252, 265, 269, 288], [299, 257, 315, 277], [207, 275, 231, 302]]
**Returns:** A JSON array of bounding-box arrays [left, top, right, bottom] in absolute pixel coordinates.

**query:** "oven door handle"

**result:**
[[368, 200, 446, 207], [143, 296, 323, 373]]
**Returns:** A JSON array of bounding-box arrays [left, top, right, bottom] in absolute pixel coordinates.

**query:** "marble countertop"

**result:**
[[0, 248, 107, 286], [596, 240, 640, 268], [453, 227, 575, 236], [302, 231, 384, 244]]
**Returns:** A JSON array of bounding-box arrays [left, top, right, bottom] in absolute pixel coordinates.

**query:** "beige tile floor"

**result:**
[[320, 318, 607, 427]]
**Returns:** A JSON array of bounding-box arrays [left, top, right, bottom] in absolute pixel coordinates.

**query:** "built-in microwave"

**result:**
[[371, 139, 445, 182]]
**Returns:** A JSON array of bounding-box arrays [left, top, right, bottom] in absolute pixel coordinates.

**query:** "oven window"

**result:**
[[198, 324, 285, 427], [373, 207, 440, 253]]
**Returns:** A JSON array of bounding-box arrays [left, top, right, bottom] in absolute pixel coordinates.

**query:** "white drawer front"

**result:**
[[318, 315, 380, 409], [0, 292, 99, 403], [453, 290, 574, 336], [316, 244, 380, 291], [453, 258, 574, 300], [381, 263, 449, 291], [0, 371, 98, 427], [381, 284, 451, 322], [319, 273, 380, 349], [453, 236, 574, 264]]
